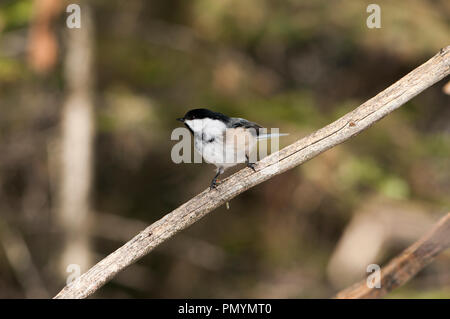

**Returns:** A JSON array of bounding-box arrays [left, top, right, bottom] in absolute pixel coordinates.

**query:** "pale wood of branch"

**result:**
[[335, 213, 450, 299], [54, 46, 450, 299]]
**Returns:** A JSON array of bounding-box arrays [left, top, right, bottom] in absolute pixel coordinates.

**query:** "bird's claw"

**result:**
[[210, 179, 219, 190], [247, 162, 257, 172]]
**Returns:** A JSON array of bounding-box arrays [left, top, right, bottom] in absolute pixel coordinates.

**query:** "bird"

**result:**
[[177, 108, 287, 190]]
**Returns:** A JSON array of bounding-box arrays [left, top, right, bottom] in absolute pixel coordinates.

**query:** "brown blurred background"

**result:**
[[0, 0, 449, 298]]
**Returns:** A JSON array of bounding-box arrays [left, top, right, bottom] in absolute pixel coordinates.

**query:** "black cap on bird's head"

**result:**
[[177, 108, 229, 123]]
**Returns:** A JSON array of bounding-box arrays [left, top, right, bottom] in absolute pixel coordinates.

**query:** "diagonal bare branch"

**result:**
[[54, 46, 450, 299], [335, 212, 450, 299]]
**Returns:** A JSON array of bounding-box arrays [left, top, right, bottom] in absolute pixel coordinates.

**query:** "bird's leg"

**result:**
[[210, 168, 222, 190], [245, 155, 256, 172]]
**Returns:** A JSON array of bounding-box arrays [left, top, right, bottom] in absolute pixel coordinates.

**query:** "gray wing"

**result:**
[[228, 117, 262, 136]]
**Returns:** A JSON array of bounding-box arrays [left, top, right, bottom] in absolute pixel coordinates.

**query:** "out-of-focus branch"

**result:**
[[327, 198, 435, 288], [335, 212, 450, 299], [54, 46, 450, 299], [0, 220, 50, 298], [28, 0, 62, 73]]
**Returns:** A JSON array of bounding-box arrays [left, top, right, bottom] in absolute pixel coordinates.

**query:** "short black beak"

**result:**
[[177, 117, 185, 123]]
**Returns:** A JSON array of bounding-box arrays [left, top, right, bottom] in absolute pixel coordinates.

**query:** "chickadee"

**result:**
[[177, 108, 287, 189]]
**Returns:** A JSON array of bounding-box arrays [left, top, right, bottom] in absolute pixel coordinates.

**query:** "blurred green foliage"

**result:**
[[0, 0, 33, 31]]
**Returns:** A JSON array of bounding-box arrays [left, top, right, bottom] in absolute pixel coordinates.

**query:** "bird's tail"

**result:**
[[257, 133, 289, 140]]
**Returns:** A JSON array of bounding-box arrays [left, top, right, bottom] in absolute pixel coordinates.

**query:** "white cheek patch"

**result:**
[[185, 118, 227, 136], [185, 119, 203, 133], [202, 118, 227, 136]]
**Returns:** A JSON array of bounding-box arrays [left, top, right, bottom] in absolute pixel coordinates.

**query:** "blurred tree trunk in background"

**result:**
[[56, 3, 94, 281]]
